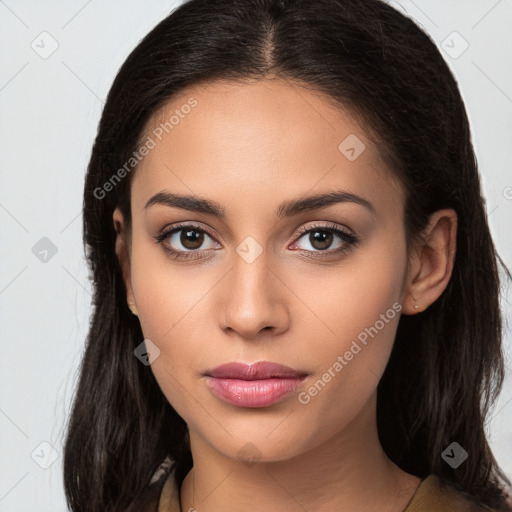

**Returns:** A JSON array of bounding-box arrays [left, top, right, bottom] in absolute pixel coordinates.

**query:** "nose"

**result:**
[[218, 247, 290, 340]]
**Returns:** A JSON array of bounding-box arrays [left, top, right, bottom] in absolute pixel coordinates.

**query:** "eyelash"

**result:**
[[154, 222, 359, 261]]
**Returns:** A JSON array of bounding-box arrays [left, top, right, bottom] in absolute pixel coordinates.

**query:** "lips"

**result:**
[[204, 361, 308, 408], [205, 361, 307, 380]]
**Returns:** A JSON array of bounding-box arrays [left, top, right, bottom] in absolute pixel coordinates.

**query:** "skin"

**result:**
[[113, 79, 457, 512]]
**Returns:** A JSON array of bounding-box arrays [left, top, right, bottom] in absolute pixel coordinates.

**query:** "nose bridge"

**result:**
[[220, 235, 286, 337], [231, 236, 273, 309]]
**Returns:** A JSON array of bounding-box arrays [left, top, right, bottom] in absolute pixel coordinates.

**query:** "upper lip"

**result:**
[[204, 361, 308, 380]]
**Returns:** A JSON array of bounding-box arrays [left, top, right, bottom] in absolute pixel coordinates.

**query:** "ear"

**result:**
[[113, 206, 137, 316], [401, 208, 457, 315]]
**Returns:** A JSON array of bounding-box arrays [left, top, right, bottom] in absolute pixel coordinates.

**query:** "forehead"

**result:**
[[131, 79, 404, 218]]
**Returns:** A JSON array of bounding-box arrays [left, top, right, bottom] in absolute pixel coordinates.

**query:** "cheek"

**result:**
[[130, 232, 215, 342], [291, 238, 406, 429], [128, 236, 221, 417], [294, 234, 406, 358]]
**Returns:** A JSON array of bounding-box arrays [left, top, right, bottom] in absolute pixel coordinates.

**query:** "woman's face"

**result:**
[[116, 79, 412, 463]]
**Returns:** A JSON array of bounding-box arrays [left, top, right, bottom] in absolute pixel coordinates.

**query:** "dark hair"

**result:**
[[63, 0, 512, 510]]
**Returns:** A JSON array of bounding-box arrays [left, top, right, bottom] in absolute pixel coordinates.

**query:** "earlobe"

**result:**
[[112, 207, 137, 315], [402, 208, 457, 315]]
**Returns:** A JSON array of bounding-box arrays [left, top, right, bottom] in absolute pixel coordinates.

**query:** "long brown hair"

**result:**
[[63, 0, 512, 510]]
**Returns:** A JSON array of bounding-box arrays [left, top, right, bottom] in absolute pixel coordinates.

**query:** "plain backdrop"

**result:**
[[0, 1, 511, 510]]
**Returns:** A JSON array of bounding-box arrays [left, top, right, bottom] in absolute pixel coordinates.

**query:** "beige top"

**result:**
[[156, 468, 496, 512]]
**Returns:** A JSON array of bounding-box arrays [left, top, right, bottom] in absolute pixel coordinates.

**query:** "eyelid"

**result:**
[[155, 220, 359, 259], [157, 220, 355, 241], [157, 221, 216, 239], [155, 221, 219, 247], [293, 221, 356, 239]]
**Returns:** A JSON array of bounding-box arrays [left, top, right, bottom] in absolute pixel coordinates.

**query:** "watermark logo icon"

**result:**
[[442, 442, 468, 468], [338, 134, 366, 161], [31, 31, 59, 59], [32, 237, 58, 263], [236, 236, 263, 264], [236, 442, 262, 468], [31, 441, 59, 469], [441, 31, 469, 59], [134, 339, 161, 366]]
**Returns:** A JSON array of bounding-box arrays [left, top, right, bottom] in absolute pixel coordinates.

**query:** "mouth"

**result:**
[[203, 361, 308, 408]]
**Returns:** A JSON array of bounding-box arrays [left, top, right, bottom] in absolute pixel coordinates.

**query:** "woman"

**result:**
[[63, 0, 512, 510]]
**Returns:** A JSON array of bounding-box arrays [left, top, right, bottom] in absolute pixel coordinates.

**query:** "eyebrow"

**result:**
[[144, 190, 375, 217]]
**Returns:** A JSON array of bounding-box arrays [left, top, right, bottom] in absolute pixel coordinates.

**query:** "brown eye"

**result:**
[[308, 230, 334, 251], [179, 228, 204, 250], [156, 223, 219, 256], [294, 226, 355, 253]]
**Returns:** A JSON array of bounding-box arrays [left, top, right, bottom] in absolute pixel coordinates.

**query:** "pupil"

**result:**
[[311, 230, 332, 250], [181, 229, 203, 249]]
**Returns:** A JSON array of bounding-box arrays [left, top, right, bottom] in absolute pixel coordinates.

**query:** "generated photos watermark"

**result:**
[[298, 301, 402, 404], [93, 97, 198, 200]]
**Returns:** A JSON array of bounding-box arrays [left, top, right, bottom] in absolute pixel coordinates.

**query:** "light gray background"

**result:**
[[0, 1, 511, 510]]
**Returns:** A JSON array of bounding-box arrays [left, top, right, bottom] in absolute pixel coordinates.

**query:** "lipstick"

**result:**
[[204, 361, 308, 408]]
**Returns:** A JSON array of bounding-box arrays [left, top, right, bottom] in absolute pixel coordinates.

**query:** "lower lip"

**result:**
[[205, 376, 306, 408]]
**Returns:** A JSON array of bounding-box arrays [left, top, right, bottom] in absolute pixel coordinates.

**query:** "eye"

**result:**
[[290, 222, 359, 256], [154, 221, 359, 261], [155, 223, 219, 260]]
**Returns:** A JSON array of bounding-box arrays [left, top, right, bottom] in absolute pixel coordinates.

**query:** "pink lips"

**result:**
[[204, 361, 308, 408]]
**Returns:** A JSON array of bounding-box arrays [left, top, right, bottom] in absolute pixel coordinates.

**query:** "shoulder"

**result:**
[[404, 474, 504, 512], [127, 456, 176, 512]]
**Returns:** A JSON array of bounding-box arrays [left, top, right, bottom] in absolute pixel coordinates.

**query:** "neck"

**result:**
[[179, 393, 421, 512]]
